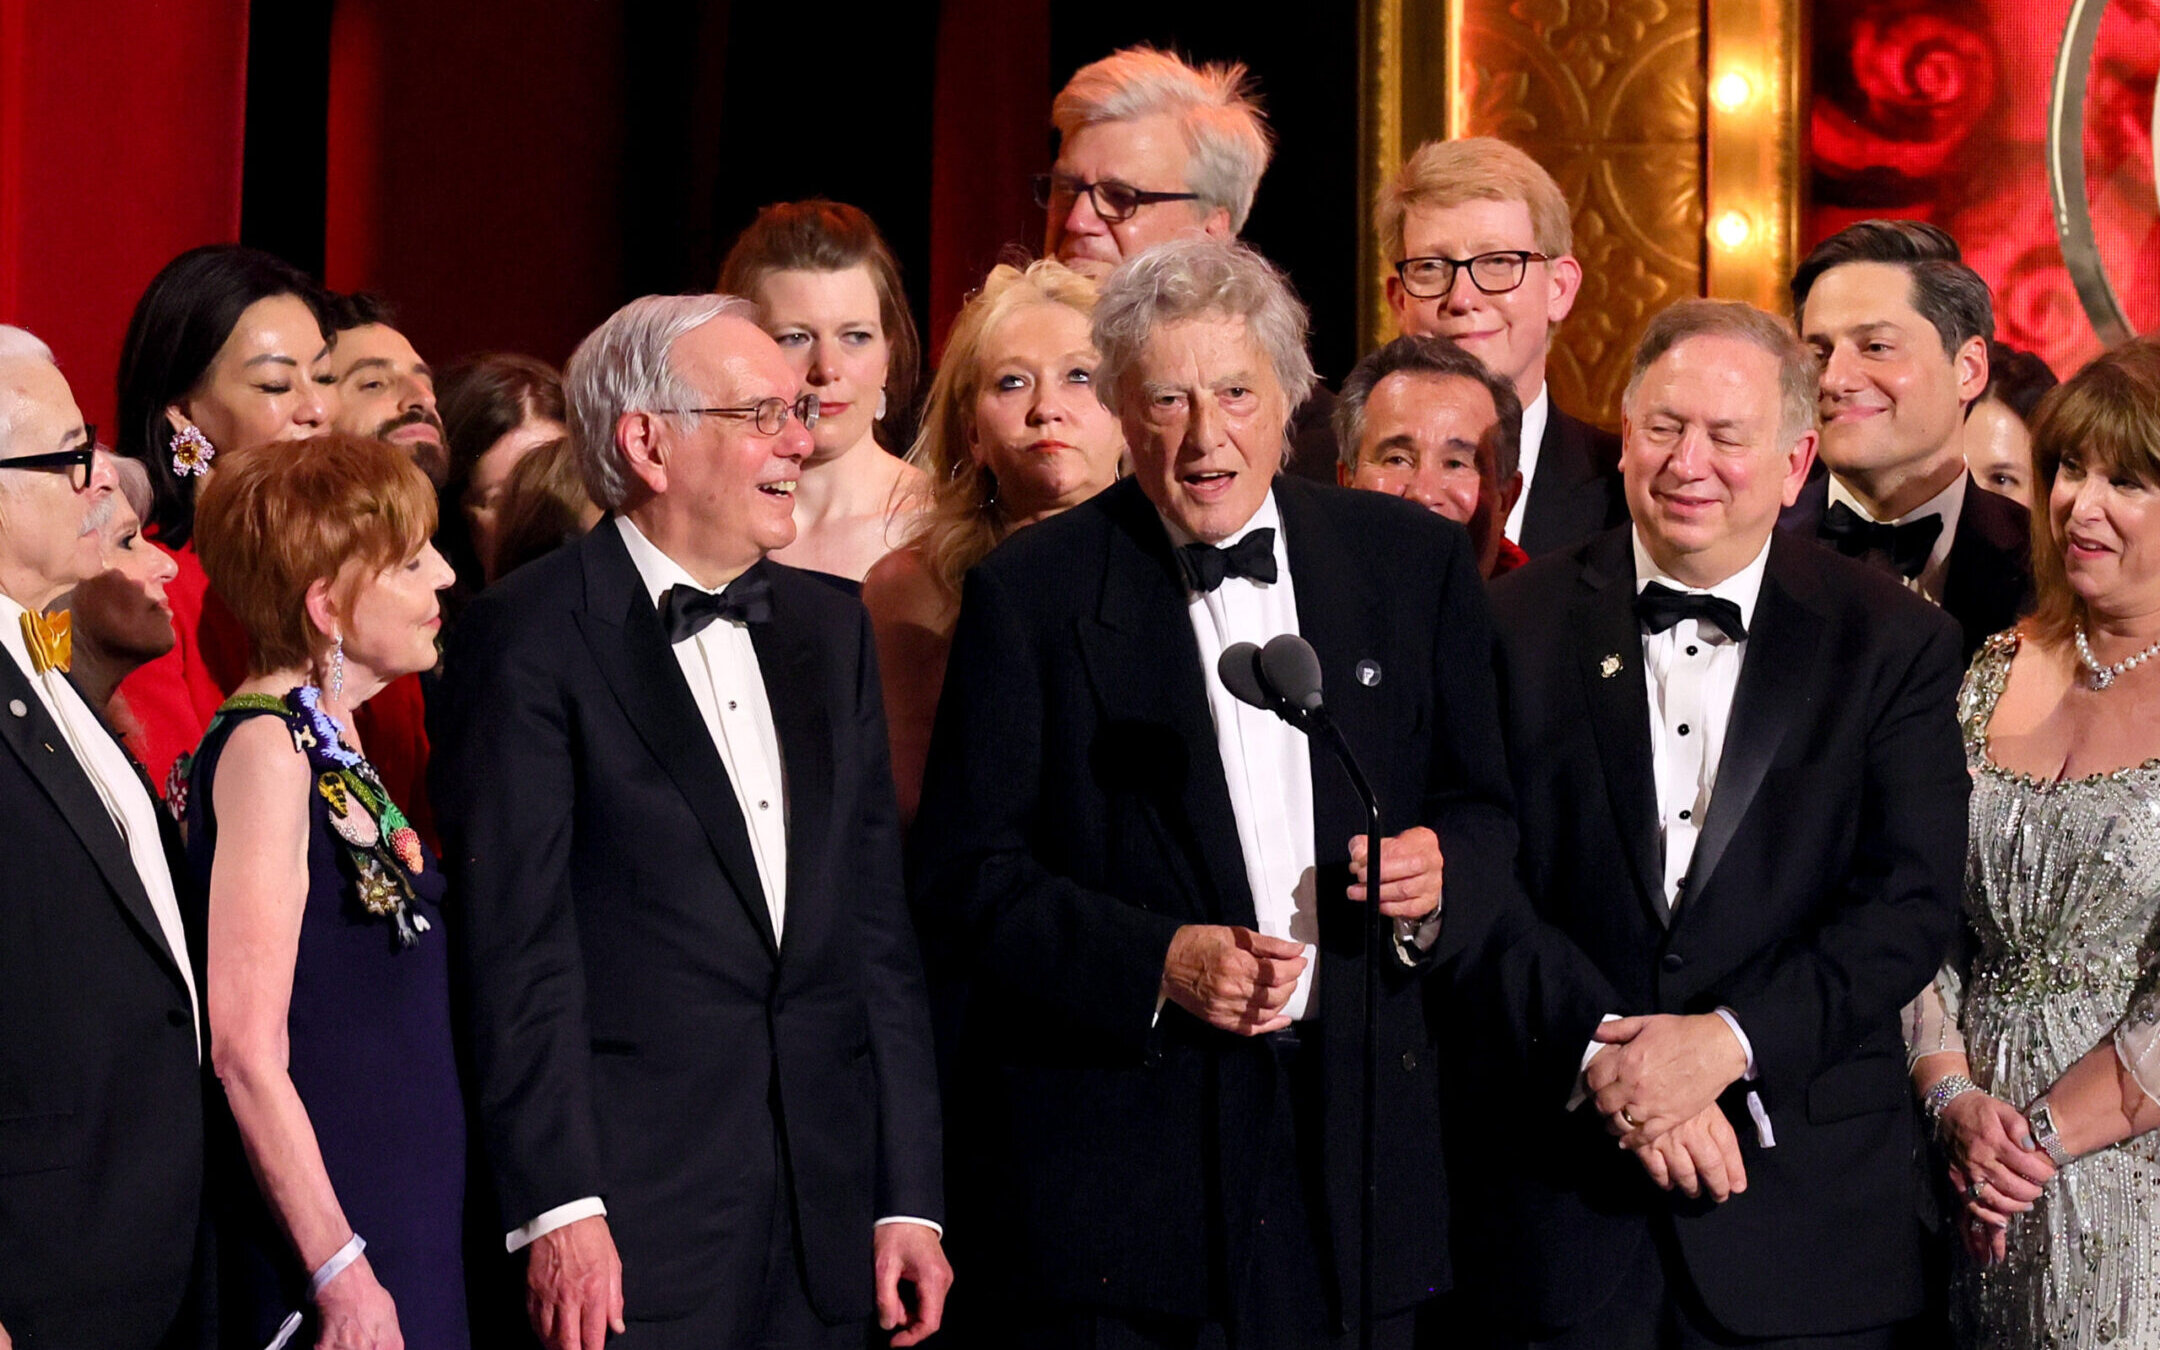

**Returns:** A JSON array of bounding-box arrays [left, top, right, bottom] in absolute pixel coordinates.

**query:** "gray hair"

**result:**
[[565, 293, 758, 510], [0, 324, 59, 474], [1092, 239, 1316, 426], [1623, 299, 1819, 445], [1335, 334, 1525, 478], [1053, 46, 1274, 233], [113, 454, 155, 522]]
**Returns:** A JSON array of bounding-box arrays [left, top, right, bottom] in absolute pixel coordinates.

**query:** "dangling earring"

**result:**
[[981, 469, 999, 511], [876, 390, 889, 421], [329, 633, 346, 702], [169, 425, 214, 477]]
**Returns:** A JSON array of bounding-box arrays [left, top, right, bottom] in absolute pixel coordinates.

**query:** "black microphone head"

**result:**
[[1260, 634, 1325, 712], [1216, 641, 1272, 711]]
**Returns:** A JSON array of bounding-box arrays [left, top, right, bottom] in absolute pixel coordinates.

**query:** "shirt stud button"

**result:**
[[727, 700, 738, 711], [1686, 646, 1699, 657], [1679, 809, 1691, 821], [1678, 724, 1690, 736], [758, 800, 769, 810]]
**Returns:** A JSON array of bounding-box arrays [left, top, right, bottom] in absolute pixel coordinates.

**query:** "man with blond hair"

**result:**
[[1377, 137, 1626, 555], [1036, 46, 1273, 279]]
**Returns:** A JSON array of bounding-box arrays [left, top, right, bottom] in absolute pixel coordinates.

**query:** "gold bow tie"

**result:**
[[21, 609, 70, 675]]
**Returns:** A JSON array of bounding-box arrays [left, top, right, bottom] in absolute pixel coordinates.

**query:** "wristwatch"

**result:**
[[2026, 1097, 2074, 1167]]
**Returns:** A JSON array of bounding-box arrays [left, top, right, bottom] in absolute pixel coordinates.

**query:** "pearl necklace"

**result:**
[[2074, 625, 2160, 690]]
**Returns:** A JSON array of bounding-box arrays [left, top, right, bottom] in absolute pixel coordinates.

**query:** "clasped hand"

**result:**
[[1588, 1013, 1749, 1148], [1937, 1090, 2056, 1266]]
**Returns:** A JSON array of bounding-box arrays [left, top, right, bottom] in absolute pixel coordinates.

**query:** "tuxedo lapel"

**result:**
[[575, 527, 779, 960], [751, 567, 834, 962], [1683, 534, 1822, 906], [1572, 534, 1667, 924], [0, 652, 189, 986], [1074, 483, 1257, 928], [1939, 476, 2031, 655]]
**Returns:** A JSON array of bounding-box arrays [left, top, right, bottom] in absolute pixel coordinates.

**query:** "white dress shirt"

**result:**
[[1503, 384, 1551, 545], [1167, 493, 1324, 1021], [509, 520, 937, 1250], [1825, 471, 1964, 604], [1571, 532, 1773, 1146], [616, 517, 789, 936], [0, 593, 199, 1059]]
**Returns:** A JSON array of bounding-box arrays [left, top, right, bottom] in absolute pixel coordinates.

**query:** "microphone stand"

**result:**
[[1307, 706, 1385, 1350], [1219, 638, 1386, 1350]]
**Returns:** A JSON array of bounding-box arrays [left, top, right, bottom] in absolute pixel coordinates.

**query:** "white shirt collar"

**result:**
[[615, 515, 747, 614], [1631, 527, 1774, 632], [1826, 467, 1966, 535], [0, 590, 41, 680], [1505, 385, 1551, 544]]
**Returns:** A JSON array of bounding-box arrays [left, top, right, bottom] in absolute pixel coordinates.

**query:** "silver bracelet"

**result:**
[[1923, 1072, 1980, 1124], [309, 1233, 366, 1299]]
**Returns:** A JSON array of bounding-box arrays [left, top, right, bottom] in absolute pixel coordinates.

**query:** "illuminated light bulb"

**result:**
[[1712, 211, 1754, 249], [1710, 70, 1755, 113]]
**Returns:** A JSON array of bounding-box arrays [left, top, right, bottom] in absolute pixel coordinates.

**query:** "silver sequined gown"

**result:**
[[1934, 633, 2160, 1348]]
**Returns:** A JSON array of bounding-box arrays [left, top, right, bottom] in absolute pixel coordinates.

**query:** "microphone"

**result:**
[[1213, 630, 1386, 1350]]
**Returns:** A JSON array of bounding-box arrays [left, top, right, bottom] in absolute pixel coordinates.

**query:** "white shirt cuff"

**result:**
[[506, 1196, 607, 1252], [1567, 1013, 1626, 1110], [1712, 1006, 1757, 1079], [875, 1215, 944, 1237]]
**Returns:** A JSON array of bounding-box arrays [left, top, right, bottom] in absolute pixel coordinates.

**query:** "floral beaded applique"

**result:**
[[216, 689, 433, 947]]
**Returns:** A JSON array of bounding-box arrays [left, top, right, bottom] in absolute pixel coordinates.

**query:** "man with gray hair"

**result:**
[[914, 238, 1521, 1347], [434, 295, 949, 1349], [1467, 298, 1968, 1347], [0, 328, 209, 1350], [1334, 334, 1528, 578], [1036, 46, 1273, 280]]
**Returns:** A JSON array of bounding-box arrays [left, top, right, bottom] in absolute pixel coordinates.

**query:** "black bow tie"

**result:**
[[661, 572, 773, 642], [1636, 581, 1748, 643], [1176, 528, 1278, 592], [1818, 501, 1944, 580]]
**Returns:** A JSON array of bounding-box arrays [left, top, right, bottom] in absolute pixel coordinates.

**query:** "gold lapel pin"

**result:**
[[1599, 654, 1623, 678]]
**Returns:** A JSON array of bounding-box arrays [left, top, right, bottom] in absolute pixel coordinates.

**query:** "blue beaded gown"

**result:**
[[184, 688, 468, 1348]]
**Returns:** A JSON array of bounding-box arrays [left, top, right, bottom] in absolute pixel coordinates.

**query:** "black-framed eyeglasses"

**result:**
[[1393, 250, 1551, 299], [1032, 172, 1200, 225], [0, 426, 96, 491], [652, 395, 820, 437]]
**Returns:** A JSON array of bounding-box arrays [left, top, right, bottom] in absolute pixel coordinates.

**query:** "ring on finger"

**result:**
[[1620, 1107, 1641, 1129], [1968, 1178, 1988, 1202]]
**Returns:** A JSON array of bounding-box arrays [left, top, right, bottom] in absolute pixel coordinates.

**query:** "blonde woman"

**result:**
[[862, 261, 1124, 822]]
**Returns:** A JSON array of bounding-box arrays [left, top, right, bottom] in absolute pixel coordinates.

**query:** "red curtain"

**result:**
[[926, 0, 1052, 358], [0, 0, 250, 429]]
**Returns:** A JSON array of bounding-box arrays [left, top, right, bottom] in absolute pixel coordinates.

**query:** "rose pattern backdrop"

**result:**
[[1808, 0, 2160, 375]]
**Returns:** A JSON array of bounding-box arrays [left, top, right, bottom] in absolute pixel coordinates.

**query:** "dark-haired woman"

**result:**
[[435, 353, 566, 593], [113, 243, 333, 792], [719, 199, 928, 583]]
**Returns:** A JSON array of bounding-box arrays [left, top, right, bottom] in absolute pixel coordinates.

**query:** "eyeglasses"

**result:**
[[1032, 172, 1200, 225], [652, 395, 821, 437], [0, 427, 96, 491], [1392, 250, 1551, 300]]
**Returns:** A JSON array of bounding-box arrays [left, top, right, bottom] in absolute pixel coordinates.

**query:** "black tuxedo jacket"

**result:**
[[910, 476, 1521, 1326], [1465, 528, 1968, 1339], [433, 523, 941, 1325], [1517, 404, 1629, 557], [0, 653, 207, 1347], [1779, 472, 2032, 660]]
